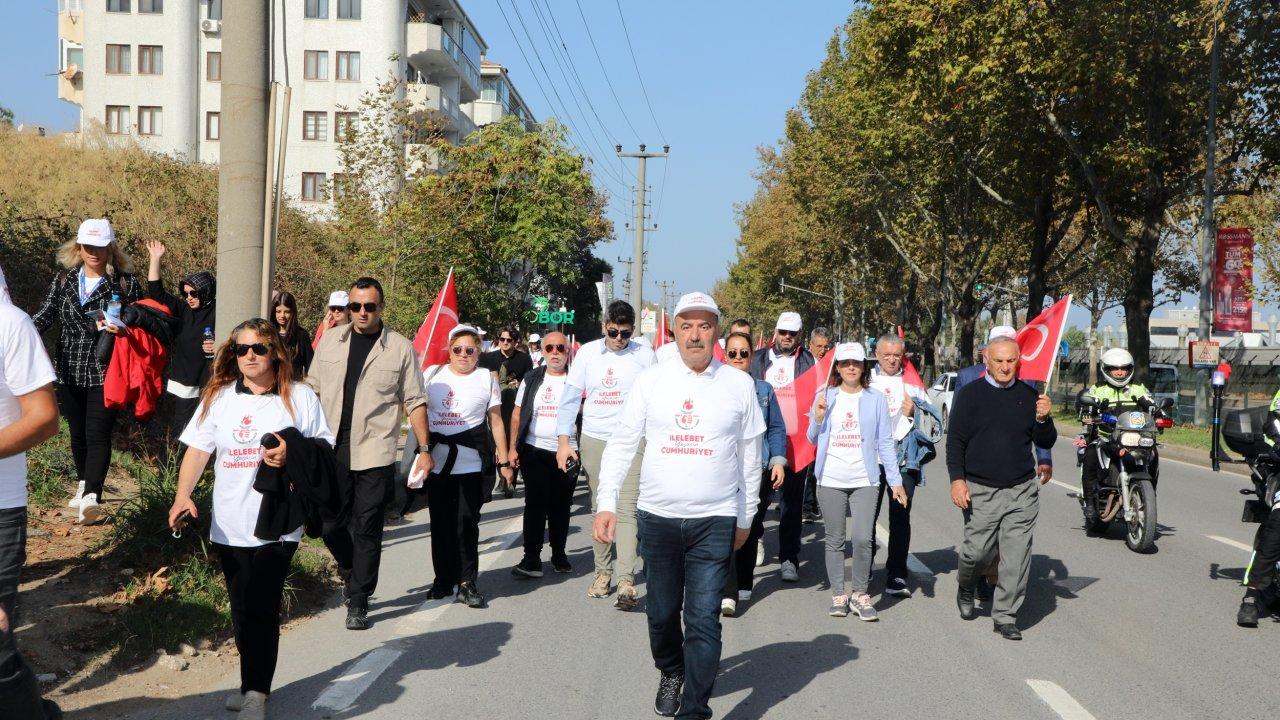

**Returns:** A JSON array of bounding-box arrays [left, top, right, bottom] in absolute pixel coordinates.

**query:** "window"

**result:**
[[59, 0, 85, 12], [334, 111, 358, 141], [107, 0, 130, 12], [138, 106, 162, 136], [205, 112, 220, 140], [207, 0, 221, 20], [105, 105, 129, 134], [106, 44, 130, 75], [139, 0, 161, 12], [337, 0, 360, 19], [336, 51, 360, 81], [301, 172, 327, 201], [304, 51, 328, 80], [206, 51, 221, 81], [138, 45, 162, 75], [59, 39, 84, 72], [304, 0, 327, 19], [303, 111, 328, 141]]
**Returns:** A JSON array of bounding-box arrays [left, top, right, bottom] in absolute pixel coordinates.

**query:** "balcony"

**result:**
[[405, 143, 442, 174], [405, 20, 480, 102], [407, 82, 478, 140]]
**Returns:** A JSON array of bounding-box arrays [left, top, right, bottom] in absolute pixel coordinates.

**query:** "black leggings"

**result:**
[[427, 472, 484, 588], [56, 384, 119, 499], [216, 541, 297, 695]]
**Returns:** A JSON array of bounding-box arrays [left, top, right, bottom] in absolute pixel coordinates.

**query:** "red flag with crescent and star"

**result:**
[[411, 268, 459, 370]]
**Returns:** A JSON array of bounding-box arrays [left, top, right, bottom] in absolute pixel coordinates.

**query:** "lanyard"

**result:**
[[78, 268, 103, 305]]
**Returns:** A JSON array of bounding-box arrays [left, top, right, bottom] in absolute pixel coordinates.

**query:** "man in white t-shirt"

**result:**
[[508, 332, 575, 578], [0, 263, 63, 719], [594, 291, 764, 719], [556, 300, 655, 609]]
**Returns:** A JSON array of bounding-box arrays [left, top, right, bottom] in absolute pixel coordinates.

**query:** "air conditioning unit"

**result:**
[[200, 19, 221, 33]]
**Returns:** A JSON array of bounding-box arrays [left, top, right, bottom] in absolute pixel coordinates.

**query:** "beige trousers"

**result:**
[[580, 434, 642, 583]]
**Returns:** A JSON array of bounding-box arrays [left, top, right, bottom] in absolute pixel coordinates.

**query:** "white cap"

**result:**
[[448, 324, 481, 341], [833, 342, 866, 362], [987, 325, 1017, 342], [673, 292, 720, 318], [77, 218, 115, 247], [528, 333, 541, 343], [776, 311, 802, 332], [327, 290, 349, 308]]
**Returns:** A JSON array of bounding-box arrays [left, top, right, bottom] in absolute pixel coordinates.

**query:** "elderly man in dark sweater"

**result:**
[[946, 337, 1055, 641]]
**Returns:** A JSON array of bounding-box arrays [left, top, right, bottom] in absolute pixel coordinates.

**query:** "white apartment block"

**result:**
[[57, 0, 535, 206]]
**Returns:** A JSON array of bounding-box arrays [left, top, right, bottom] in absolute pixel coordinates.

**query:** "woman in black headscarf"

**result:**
[[145, 240, 216, 435]]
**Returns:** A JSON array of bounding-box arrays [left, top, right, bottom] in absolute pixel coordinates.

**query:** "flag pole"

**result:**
[[1042, 295, 1072, 390]]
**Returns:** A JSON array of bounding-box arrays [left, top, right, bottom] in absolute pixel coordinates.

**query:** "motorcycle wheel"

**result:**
[[1125, 479, 1158, 553]]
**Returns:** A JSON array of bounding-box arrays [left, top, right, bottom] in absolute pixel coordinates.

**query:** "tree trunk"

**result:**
[[1123, 209, 1161, 384], [1026, 184, 1053, 317]]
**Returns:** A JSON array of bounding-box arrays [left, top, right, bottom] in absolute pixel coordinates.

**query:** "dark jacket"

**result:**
[[282, 326, 314, 379], [946, 379, 1057, 488], [430, 423, 496, 503], [148, 275, 216, 389], [749, 346, 816, 384], [253, 426, 345, 540], [32, 268, 142, 387], [954, 363, 1052, 467]]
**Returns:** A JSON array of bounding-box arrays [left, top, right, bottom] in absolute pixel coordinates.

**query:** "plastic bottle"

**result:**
[[106, 293, 122, 325], [203, 326, 215, 359]]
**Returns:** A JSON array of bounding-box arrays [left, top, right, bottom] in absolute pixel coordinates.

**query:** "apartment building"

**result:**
[[56, 0, 535, 206], [465, 60, 536, 131]]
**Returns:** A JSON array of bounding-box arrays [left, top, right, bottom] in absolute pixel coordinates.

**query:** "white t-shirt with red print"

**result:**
[[424, 365, 501, 475], [515, 372, 576, 452], [817, 389, 871, 489]]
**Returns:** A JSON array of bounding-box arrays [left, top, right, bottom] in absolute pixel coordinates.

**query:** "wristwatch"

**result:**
[[496, 461, 511, 468]]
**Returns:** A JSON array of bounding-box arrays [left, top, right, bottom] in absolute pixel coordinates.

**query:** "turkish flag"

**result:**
[[653, 311, 669, 350], [411, 268, 459, 370], [772, 351, 836, 470], [1016, 295, 1072, 383], [903, 358, 927, 391]]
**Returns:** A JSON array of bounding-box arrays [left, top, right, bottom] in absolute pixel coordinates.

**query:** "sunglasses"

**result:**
[[498, 337, 515, 343], [837, 359, 862, 368], [328, 305, 346, 312], [543, 344, 567, 353], [726, 349, 751, 360], [606, 328, 634, 339], [451, 346, 478, 356], [234, 343, 270, 357], [347, 302, 380, 313], [776, 330, 798, 337], [183, 290, 200, 299]]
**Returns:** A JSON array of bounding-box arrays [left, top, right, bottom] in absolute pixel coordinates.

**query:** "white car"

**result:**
[[928, 372, 958, 433]]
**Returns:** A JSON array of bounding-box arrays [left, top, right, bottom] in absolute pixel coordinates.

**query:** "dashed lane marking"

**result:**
[[1026, 679, 1098, 720]]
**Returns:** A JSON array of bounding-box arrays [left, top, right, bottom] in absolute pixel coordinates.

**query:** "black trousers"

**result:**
[[802, 466, 819, 514], [322, 463, 395, 609], [0, 508, 57, 720], [215, 541, 297, 695], [428, 472, 484, 588], [518, 444, 575, 561], [1249, 505, 1280, 591], [55, 383, 118, 498], [872, 467, 920, 582], [777, 464, 811, 564], [726, 471, 772, 596]]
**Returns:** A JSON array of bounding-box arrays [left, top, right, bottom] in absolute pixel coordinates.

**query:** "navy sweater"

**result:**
[[946, 379, 1056, 488]]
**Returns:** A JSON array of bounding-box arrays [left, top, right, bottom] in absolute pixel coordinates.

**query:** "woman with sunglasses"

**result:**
[[270, 291, 313, 379], [145, 240, 217, 440], [807, 342, 907, 620], [423, 325, 512, 608], [167, 318, 333, 720], [719, 332, 788, 616]]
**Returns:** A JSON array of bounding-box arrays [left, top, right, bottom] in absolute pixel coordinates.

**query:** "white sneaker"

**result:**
[[780, 560, 799, 583], [738, 590, 752, 603], [720, 597, 737, 617], [226, 692, 244, 711], [239, 691, 267, 720], [755, 544, 765, 567], [77, 494, 104, 525], [68, 480, 86, 508]]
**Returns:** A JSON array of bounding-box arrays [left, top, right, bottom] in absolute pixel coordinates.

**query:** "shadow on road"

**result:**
[[716, 634, 858, 719], [1018, 554, 1095, 629]]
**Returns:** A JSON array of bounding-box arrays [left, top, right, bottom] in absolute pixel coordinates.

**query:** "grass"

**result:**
[[1053, 408, 1213, 452], [26, 420, 75, 509]]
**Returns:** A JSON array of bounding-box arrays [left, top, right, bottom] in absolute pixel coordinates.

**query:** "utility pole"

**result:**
[[215, 0, 270, 343], [617, 144, 668, 313], [655, 279, 676, 316], [1195, 17, 1222, 427], [617, 256, 634, 302]]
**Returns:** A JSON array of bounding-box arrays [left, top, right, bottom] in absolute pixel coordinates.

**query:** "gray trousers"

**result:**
[[957, 479, 1040, 624], [581, 434, 642, 583], [817, 484, 879, 595]]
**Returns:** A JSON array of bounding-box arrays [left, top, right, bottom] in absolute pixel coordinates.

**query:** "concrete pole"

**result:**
[[618, 145, 669, 313], [1195, 19, 1221, 426], [215, 0, 270, 342]]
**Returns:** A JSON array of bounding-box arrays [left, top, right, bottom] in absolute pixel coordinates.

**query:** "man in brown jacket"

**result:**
[[309, 278, 430, 631]]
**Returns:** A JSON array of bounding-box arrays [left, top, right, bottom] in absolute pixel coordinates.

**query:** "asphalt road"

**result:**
[[81, 435, 1280, 720]]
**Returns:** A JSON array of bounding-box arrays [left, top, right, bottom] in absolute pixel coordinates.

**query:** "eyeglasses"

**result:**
[[347, 302, 380, 314], [776, 330, 798, 337], [543, 344, 567, 353], [183, 290, 200, 299], [725, 349, 751, 360], [234, 343, 269, 357], [498, 336, 515, 343], [606, 328, 633, 339], [328, 306, 346, 313], [451, 346, 478, 356]]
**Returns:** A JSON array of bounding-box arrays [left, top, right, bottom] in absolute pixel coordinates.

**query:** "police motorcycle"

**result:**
[[1076, 392, 1174, 552]]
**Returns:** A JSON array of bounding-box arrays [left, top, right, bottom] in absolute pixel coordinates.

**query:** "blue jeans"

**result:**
[[638, 510, 735, 720], [0, 507, 56, 719]]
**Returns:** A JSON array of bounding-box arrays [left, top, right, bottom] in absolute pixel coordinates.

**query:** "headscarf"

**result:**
[[181, 271, 216, 306]]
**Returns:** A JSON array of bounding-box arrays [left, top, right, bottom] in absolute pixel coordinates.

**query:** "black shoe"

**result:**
[[993, 622, 1022, 640], [456, 581, 487, 609], [802, 510, 820, 524], [1238, 594, 1261, 628], [345, 605, 369, 631], [511, 558, 544, 578], [42, 699, 64, 720], [551, 555, 572, 574], [957, 585, 977, 620], [654, 672, 682, 717], [426, 582, 455, 600]]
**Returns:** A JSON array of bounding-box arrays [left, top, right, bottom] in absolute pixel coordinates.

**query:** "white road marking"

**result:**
[[1206, 535, 1253, 553], [874, 524, 933, 577], [1026, 679, 1098, 720], [1048, 479, 1079, 493], [313, 647, 404, 714]]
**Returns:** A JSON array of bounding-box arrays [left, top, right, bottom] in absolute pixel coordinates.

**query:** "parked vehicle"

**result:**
[[928, 371, 957, 433], [1149, 363, 1180, 420]]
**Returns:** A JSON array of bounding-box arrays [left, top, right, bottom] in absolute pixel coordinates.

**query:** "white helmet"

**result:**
[[1100, 348, 1135, 388]]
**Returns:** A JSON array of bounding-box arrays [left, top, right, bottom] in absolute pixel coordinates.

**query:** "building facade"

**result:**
[[56, 0, 534, 206]]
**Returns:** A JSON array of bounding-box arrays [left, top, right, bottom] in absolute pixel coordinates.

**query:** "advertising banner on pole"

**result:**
[[1214, 227, 1254, 332]]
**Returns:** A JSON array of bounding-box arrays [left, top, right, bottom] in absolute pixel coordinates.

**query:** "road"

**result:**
[[76, 436, 1280, 720]]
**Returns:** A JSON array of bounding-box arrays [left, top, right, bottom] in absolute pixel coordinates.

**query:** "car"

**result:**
[[928, 371, 957, 433]]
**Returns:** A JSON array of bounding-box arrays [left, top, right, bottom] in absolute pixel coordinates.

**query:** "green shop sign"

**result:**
[[528, 296, 575, 325]]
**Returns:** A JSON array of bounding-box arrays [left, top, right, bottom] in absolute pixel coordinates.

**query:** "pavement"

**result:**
[[75, 437, 1280, 720]]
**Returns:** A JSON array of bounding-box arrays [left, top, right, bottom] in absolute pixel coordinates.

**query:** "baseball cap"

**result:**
[[776, 311, 802, 332], [528, 333, 541, 343], [833, 342, 866, 362], [327, 290, 349, 308], [987, 325, 1017, 342], [448, 324, 482, 342], [77, 218, 115, 247], [674, 292, 720, 318]]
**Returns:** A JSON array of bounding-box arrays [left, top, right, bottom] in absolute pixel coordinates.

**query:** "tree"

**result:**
[[0, 106, 13, 127]]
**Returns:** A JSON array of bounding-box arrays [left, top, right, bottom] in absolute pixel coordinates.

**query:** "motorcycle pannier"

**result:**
[[1223, 406, 1273, 457]]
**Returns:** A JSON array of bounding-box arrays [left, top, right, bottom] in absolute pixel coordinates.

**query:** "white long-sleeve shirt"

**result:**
[[596, 359, 765, 529]]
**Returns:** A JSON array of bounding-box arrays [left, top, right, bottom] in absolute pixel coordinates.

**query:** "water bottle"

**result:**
[[106, 293, 122, 325], [203, 326, 215, 359]]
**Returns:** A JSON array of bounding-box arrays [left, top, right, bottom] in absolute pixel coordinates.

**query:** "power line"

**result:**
[[572, 0, 642, 144], [612, 0, 667, 143]]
